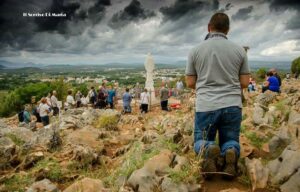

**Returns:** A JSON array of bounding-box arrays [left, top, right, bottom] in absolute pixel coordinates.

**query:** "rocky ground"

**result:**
[[0, 79, 300, 192]]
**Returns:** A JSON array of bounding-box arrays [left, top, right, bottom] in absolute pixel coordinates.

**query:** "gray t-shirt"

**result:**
[[186, 33, 250, 112]]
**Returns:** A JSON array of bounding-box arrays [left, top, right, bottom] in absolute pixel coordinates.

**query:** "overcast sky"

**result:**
[[0, 0, 299, 65]]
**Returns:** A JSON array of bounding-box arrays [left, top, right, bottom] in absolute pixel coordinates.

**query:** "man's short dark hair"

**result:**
[[266, 71, 273, 76], [209, 12, 230, 33], [126, 88, 129, 92]]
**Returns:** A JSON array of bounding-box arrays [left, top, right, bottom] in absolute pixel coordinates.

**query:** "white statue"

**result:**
[[144, 53, 156, 104]]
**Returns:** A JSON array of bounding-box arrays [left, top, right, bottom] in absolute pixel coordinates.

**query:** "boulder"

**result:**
[[245, 158, 269, 191], [127, 150, 175, 192], [66, 127, 104, 150], [71, 145, 100, 168], [288, 110, 300, 125], [127, 168, 158, 192], [268, 142, 300, 185], [280, 168, 300, 192], [59, 115, 84, 130], [256, 91, 277, 106], [164, 129, 183, 143], [252, 104, 265, 125], [63, 177, 106, 192], [268, 125, 291, 154], [141, 130, 160, 144], [26, 179, 59, 192], [0, 137, 18, 169], [172, 155, 189, 171], [161, 177, 189, 192]]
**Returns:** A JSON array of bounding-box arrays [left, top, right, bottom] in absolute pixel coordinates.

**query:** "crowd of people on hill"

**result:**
[[18, 80, 185, 126]]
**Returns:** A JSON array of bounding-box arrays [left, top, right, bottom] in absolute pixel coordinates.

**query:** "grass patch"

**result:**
[[95, 115, 119, 130], [244, 132, 270, 148], [3, 174, 34, 192], [159, 139, 181, 153], [242, 114, 248, 121], [5, 133, 25, 146], [32, 158, 63, 182], [240, 124, 246, 134]]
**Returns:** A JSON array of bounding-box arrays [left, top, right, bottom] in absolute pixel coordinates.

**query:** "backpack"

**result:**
[[18, 111, 24, 122]]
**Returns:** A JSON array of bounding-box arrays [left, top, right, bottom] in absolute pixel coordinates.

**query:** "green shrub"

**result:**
[[95, 115, 119, 130], [0, 79, 71, 117], [256, 68, 267, 79], [291, 56, 300, 74]]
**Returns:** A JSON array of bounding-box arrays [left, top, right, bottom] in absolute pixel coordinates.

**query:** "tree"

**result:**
[[256, 68, 267, 79], [291, 56, 300, 74]]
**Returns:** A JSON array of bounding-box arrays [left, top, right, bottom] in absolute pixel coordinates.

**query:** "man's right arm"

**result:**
[[185, 76, 197, 89], [185, 49, 197, 89]]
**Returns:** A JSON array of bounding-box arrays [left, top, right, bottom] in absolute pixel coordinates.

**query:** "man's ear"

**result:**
[[224, 28, 229, 35], [208, 24, 211, 32]]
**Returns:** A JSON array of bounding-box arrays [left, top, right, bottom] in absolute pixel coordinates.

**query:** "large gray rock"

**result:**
[[268, 125, 291, 153], [71, 145, 100, 168], [0, 137, 18, 169], [280, 168, 300, 192], [288, 110, 300, 125], [268, 142, 300, 185], [256, 91, 277, 106], [252, 104, 265, 125], [26, 179, 59, 192], [141, 130, 160, 144], [161, 177, 189, 192], [30, 127, 62, 150], [245, 158, 269, 191], [127, 150, 174, 192], [59, 115, 84, 130]]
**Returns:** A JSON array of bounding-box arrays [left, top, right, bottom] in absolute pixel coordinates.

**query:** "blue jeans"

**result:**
[[194, 106, 241, 157]]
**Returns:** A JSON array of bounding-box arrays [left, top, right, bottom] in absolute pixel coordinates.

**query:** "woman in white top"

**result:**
[[140, 88, 150, 113], [65, 90, 75, 110], [39, 97, 50, 126]]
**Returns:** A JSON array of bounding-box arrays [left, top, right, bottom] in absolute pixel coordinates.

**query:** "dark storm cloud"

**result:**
[[109, 0, 155, 29], [87, 0, 111, 24], [268, 0, 300, 29], [35, 0, 80, 33], [232, 6, 253, 20], [269, 0, 300, 11], [160, 0, 219, 21], [0, 0, 49, 54], [0, 0, 112, 55]]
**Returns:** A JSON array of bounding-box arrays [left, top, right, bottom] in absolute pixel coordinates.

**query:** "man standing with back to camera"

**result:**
[[185, 13, 250, 180]]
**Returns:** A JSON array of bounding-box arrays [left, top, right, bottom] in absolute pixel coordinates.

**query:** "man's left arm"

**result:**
[[239, 51, 250, 88]]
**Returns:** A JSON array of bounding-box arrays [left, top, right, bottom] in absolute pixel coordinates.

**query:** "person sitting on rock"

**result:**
[[262, 71, 280, 93], [122, 88, 132, 113], [65, 90, 76, 110], [23, 104, 32, 124], [270, 68, 281, 87]]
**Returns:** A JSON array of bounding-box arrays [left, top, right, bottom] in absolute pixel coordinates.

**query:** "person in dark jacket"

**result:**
[[270, 68, 281, 87]]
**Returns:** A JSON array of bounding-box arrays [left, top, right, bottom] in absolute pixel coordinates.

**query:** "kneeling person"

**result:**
[[185, 13, 250, 179]]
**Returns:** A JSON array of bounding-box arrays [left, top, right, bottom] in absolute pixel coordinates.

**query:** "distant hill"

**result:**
[[3, 67, 42, 73], [0, 65, 5, 69]]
